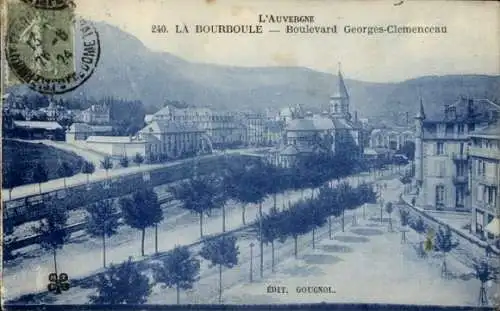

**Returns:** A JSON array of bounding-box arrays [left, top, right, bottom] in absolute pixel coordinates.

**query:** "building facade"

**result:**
[[414, 97, 499, 211], [469, 123, 500, 240], [147, 106, 247, 148], [66, 123, 114, 142], [138, 120, 211, 160], [84, 136, 153, 159]]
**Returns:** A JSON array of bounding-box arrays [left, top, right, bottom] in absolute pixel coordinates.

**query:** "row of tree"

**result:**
[[87, 179, 377, 305], [90, 234, 239, 305], [258, 181, 377, 271], [3, 153, 147, 199]]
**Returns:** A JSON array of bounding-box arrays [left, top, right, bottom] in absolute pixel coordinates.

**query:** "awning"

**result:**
[[485, 217, 500, 236]]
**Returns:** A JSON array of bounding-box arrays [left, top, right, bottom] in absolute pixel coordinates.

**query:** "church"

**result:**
[[269, 66, 363, 167]]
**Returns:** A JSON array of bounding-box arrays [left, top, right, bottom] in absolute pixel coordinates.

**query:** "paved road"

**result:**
[[2, 148, 268, 201]]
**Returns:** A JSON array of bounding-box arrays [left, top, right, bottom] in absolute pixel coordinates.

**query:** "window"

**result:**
[[436, 185, 445, 207], [458, 124, 465, 134], [487, 187, 494, 205], [476, 210, 484, 234], [436, 142, 445, 155], [436, 161, 446, 177], [477, 160, 484, 176], [456, 186, 465, 207], [445, 124, 454, 135], [477, 185, 484, 202]]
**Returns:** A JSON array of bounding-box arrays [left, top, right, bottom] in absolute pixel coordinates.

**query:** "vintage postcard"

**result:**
[[1, 0, 499, 310]]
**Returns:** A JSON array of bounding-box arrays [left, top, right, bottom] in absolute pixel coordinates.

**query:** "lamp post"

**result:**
[[249, 242, 254, 283]]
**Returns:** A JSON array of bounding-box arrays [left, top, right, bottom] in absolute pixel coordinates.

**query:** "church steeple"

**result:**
[[416, 97, 426, 120], [330, 62, 350, 117]]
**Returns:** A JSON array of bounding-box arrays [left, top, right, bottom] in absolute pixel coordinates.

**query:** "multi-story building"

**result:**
[[469, 123, 500, 240], [138, 120, 211, 160], [82, 103, 111, 125], [414, 97, 499, 211], [239, 111, 265, 146], [148, 106, 246, 148]]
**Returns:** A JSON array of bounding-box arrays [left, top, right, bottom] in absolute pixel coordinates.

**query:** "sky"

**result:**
[[23, 0, 500, 82]]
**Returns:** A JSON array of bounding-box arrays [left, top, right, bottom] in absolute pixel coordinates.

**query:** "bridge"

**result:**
[[2, 148, 270, 226]]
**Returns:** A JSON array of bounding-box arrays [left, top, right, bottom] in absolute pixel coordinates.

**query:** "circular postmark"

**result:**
[[6, 9, 101, 94], [21, 0, 75, 10]]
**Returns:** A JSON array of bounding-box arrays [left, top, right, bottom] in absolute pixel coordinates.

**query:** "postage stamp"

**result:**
[[20, 0, 75, 10], [5, 1, 100, 94], [1, 0, 499, 310]]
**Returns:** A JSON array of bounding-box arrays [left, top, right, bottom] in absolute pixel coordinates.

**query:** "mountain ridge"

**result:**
[[5, 22, 500, 124]]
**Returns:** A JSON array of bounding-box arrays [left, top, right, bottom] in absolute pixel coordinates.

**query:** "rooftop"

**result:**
[[86, 136, 146, 143], [469, 123, 500, 139], [13, 121, 62, 130], [422, 98, 499, 123]]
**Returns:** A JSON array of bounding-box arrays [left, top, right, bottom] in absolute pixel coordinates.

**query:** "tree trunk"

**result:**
[[199, 212, 203, 237], [380, 205, 383, 224], [259, 202, 263, 278], [9, 188, 12, 200], [294, 236, 298, 258], [328, 216, 332, 239], [39, 183, 42, 194], [176, 284, 180, 304], [363, 204, 366, 219], [86, 174, 90, 183], [389, 216, 392, 231], [241, 203, 246, 225], [102, 233, 106, 268], [442, 254, 447, 277], [341, 210, 345, 232], [141, 228, 145, 256], [300, 189, 304, 199], [312, 227, 316, 249], [219, 264, 223, 303], [273, 193, 277, 211], [63, 177, 67, 189], [53, 248, 58, 276], [271, 241, 275, 272], [222, 204, 226, 233], [155, 224, 158, 254]]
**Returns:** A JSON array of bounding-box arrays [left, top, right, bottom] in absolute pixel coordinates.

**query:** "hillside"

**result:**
[[5, 22, 500, 123], [2, 139, 85, 188]]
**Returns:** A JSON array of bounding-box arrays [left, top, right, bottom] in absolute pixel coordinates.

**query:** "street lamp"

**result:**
[[249, 242, 255, 283]]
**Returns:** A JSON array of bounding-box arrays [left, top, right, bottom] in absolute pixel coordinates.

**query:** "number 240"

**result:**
[[152, 25, 167, 33]]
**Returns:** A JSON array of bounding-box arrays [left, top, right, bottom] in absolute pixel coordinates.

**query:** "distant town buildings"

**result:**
[[414, 97, 500, 212], [369, 127, 414, 150]]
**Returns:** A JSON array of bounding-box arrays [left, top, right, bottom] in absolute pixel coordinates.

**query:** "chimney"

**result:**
[[467, 99, 474, 116]]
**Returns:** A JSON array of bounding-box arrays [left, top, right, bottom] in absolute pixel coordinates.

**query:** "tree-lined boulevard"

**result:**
[[3, 153, 498, 307]]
